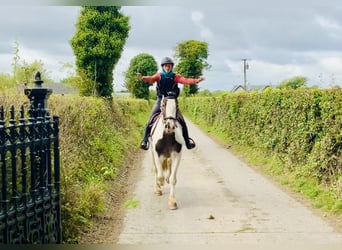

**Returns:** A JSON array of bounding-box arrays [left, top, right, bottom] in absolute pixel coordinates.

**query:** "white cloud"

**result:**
[[1, 2, 342, 91], [319, 57, 342, 76], [315, 15, 342, 41], [315, 16, 342, 31], [191, 10, 204, 24], [190, 10, 214, 41], [200, 27, 214, 41], [320, 57, 342, 68]]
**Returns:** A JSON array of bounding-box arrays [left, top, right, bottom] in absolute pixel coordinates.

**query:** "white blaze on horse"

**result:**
[[149, 93, 184, 210]]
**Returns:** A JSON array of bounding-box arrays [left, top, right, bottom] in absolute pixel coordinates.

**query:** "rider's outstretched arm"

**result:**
[[137, 72, 161, 84], [175, 74, 205, 85]]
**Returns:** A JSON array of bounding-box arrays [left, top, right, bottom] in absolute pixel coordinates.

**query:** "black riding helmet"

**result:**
[[161, 57, 174, 67]]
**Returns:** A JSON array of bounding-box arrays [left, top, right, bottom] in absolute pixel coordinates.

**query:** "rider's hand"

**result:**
[[136, 73, 143, 80], [196, 77, 205, 83]]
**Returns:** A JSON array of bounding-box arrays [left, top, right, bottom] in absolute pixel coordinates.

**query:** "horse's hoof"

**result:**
[[168, 198, 178, 210], [168, 202, 178, 210], [154, 189, 162, 196]]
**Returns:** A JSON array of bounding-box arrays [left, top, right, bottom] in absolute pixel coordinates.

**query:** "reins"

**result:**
[[163, 116, 177, 121], [150, 96, 178, 137]]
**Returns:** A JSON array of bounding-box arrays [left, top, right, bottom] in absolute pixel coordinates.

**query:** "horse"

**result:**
[[149, 92, 184, 210]]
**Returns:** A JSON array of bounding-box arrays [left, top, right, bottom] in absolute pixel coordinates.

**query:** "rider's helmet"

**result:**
[[161, 57, 174, 67]]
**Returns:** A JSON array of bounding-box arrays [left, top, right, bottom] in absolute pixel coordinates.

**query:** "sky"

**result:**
[[1, 0, 342, 92]]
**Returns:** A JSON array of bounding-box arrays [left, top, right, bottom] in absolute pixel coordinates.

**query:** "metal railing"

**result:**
[[0, 72, 61, 243]]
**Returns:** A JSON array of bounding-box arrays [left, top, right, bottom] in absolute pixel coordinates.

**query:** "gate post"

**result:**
[[23, 72, 62, 243], [24, 72, 52, 117]]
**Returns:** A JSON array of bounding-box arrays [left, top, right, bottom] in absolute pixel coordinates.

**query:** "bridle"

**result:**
[[161, 94, 178, 129]]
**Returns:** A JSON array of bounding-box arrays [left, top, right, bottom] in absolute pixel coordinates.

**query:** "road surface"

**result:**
[[117, 119, 342, 245]]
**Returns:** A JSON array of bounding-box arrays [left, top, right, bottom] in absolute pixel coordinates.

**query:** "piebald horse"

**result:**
[[150, 93, 184, 210]]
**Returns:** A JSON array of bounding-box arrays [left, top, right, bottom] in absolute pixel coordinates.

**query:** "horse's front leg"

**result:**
[[154, 175, 162, 196], [168, 152, 181, 210], [153, 154, 165, 196]]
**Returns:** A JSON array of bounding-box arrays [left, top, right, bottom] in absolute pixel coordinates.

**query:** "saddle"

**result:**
[[149, 92, 183, 137]]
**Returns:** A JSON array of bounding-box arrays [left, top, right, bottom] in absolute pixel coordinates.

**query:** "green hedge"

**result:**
[[0, 91, 151, 242], [48, 95, 150, 242], [180, 89, 342, 200]]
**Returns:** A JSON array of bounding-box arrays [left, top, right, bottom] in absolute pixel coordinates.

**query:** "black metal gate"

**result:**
[[0, 72, 61, 243]]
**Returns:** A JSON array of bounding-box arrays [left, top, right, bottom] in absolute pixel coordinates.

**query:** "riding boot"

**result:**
[[181, 124, 196, 149], [140, 123, 152, 150]]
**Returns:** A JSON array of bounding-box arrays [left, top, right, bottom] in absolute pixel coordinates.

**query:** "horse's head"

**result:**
[[162, 95, 178, 134]]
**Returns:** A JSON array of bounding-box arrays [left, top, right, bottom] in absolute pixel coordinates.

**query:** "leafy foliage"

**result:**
[[1, 40, 53, 90], [174, 40, 210, 96], [15, 60, 52, 85], [70, 6, 130, 97], [0, 40, 53, 91], [124, 53, 158, 99], [276, 76, 308, 89], [48, 96, 149, 242], [0, 73, 16, 90]]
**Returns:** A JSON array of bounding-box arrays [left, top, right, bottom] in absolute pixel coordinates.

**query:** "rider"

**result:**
[[137, 57, 205, 150]]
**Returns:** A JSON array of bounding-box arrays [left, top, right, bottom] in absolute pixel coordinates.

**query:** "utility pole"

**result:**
[[241, 59, 249, 90]]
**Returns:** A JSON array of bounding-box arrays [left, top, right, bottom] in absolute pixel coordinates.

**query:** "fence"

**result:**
[[0, 72, 61, 243]]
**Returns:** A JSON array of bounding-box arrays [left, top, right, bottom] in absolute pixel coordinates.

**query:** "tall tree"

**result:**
[[277, 76, 308, 89], [174, 40, 210, 96], [124, 53, 158, 99], [71, 6, 130, 97]]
